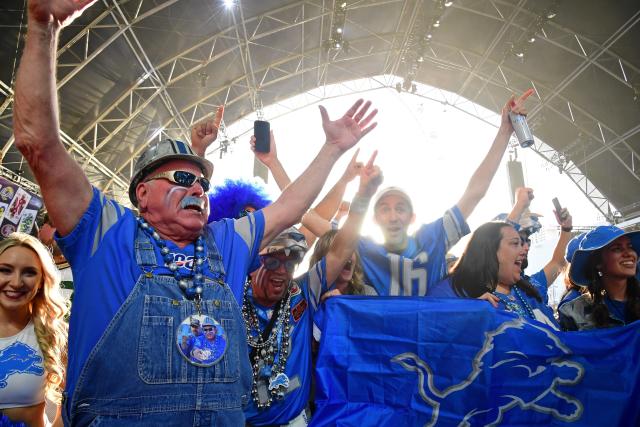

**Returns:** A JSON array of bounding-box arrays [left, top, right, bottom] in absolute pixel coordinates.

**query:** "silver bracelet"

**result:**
[[349, 194, 371, 214]]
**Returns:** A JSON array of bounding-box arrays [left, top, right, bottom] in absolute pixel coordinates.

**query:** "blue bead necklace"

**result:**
[[492, 286, 535, 320], [137, 217, 206, 301]]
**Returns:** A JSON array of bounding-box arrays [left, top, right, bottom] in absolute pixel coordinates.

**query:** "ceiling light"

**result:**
[[336, 27, 343, 34], [516, 51, 525, 58], [223, 0, 234, 8], [528, 36, 536, 43], [426, 33, 432, 39], [340, 2, 347, 9], [433, 20, 440, 28], [444, 1, 453, 7], [417, 55, 424, 62], [546, 11, 556, 19]]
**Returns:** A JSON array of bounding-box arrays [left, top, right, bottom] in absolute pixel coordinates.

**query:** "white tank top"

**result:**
[[0, 320, 46, 408]]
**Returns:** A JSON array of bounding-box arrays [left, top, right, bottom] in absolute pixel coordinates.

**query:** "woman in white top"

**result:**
[[0, 233, 67, 427]]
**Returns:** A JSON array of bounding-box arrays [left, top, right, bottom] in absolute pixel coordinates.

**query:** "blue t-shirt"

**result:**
[[185, 334, 227, 365], [524, 269, 549, 304], [358, 206, 470, 296], [56, 187, 264, 403], [244, 260, 326, 425], [428, 277, 559, 329]]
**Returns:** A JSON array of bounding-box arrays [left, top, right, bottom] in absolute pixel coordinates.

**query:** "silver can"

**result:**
[[509, 112, 534, 148]]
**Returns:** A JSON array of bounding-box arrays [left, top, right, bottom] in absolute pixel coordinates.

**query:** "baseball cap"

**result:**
[[565, 232, 587, 263], [128, 139, 214, 207], [569, 225, 640, 286], [373, 187, 413, 212], [493, 211, 543, 236], [260, 227, 308, 260]]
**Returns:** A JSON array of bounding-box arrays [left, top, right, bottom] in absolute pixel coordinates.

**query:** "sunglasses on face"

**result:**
[[261, 256, 298, 273], [146, 170, 210, 192], [203, 327, 215, 332]]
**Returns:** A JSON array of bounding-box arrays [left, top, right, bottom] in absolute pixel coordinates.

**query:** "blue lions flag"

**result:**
[[312, 297, 640, 426]]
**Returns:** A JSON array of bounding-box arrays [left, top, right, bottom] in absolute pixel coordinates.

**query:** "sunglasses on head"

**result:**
[[261, 255, 298, 273], [203, 326, 215, 332], [146, 170, 210, 192]]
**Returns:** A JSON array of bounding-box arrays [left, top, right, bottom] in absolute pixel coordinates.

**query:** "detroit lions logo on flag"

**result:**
[[392, 319, 584, 426], [0, 341, 44, 388], [312, 298, 640, 427]]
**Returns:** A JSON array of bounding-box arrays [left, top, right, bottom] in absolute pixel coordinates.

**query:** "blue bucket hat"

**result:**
[[568, 225, 640, 286], [565, 232, 587, 263]]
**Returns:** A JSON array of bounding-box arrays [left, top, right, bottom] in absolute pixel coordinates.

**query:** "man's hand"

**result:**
[[514, 187, 534, 210], [555, 207, 573, 230], [250, 130, 279, 167], [357, 151, 383, 198], [191, 106, 224, 157], [319, 99, 378, 152], [340, 149, 363, 183], [499, 88, 534, 134], [28, 0, 97, 28]]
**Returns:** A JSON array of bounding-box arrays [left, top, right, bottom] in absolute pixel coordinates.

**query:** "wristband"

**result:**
[[561, 226, 573, 232], [349, 194, 371, 215]]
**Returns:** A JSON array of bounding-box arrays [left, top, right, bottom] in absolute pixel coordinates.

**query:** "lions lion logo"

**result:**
[[392, 319, 584, 426]]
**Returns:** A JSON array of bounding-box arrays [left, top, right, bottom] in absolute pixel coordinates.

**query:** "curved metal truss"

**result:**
[[0, 0, 638, 219]]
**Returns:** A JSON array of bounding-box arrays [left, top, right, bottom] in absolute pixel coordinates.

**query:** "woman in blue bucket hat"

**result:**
[[558, 225, 640, 331]]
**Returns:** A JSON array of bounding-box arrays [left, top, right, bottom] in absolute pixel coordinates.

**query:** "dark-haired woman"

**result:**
[[558, 225, 640, 330], [428, 221, 559, 329]]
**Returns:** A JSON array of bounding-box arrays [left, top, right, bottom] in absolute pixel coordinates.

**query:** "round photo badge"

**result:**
[[176, 314, 227, 367]]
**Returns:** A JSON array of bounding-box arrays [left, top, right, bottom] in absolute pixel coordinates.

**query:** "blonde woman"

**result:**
[[0, 233, 67, 427]]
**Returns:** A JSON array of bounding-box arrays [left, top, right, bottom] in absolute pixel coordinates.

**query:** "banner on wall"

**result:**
[[0, 176, 42, 238]]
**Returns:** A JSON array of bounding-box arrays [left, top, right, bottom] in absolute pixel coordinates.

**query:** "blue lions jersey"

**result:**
[[358, 206, 469, 296]]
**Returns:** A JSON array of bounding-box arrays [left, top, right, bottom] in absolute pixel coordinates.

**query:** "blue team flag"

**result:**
[[312, 297, 640, 426]]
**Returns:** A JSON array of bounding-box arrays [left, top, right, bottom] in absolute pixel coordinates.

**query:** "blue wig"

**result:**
[[208, 178, 272, 223]]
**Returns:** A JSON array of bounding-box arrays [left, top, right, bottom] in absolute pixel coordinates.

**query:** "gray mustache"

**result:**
[[180, 196, 204, 210]]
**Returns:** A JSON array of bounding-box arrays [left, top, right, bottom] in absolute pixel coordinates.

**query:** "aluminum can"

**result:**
[[509, 112, 534, 148]]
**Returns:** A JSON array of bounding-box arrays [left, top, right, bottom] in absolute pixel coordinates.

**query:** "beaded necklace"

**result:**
[[242, 278, 293, 408], [492, 286, 536, 320], [137, 217, 206, 305]]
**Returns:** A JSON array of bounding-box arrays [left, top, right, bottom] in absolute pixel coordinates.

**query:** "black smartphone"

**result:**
[[254, 120, 270, 153], [552, 197, 565, 218]]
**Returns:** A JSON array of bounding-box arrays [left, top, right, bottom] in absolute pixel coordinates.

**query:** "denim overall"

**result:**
[[63, 227, 251, 426]]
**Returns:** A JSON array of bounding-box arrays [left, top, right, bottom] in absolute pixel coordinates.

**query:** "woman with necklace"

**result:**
[[428, 221, 559, 329], [559, 225, 640, 330], [0, 233, 68, 427]]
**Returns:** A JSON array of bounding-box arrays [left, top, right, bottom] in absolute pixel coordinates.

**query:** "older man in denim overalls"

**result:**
[[12, 1, 378, 425]]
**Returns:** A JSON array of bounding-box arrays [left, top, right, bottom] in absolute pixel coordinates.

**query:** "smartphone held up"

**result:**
[[254, 120, 270, 153]]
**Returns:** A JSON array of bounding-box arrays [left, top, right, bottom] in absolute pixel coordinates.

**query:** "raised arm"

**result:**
[[541, 208, 573, 286], [251, 131, 292, 190], [190, 106, 224, 157], [260, 99, 378, 247], [456, 89, 534, 219], [13, 0, 97, 236], [314, 149, 362, 220], [323, 151, 382, 286], [507, 187, 534, 224], [299, 149, 362, 243]]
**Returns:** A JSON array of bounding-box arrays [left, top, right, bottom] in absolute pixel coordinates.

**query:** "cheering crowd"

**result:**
[[1, 0, 639, 426]]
